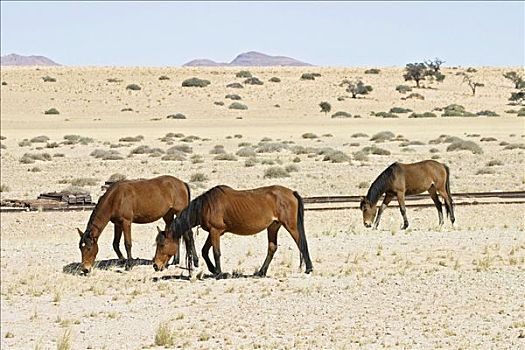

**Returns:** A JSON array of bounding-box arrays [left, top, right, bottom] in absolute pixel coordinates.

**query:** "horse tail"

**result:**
[[184, 181, 191, 205], [183, 229, 194, 273], [293, 191, 313, 274], [444, 164, 453, 218]]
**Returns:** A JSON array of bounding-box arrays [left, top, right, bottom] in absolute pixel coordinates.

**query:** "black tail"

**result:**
[[444, 165, 454, 219], [184, 181, 191, 204], [182, 182, 194, 273], [293, 191, 313, 274]]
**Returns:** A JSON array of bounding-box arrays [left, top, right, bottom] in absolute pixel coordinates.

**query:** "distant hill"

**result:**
[[183, 51, 312, 67], [1, 53, 60, 66]]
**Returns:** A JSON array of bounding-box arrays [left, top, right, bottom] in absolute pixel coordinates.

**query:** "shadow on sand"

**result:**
[[63, 258, 152, 275], [151, 270, 265, 282]]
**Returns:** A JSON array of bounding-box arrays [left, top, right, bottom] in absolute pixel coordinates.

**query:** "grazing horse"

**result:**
[[360, 160, 455, 229], [77, 175, 197, 273], [153, 185, 313, 278]]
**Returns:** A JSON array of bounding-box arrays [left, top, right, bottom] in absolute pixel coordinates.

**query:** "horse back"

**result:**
[[398, 160, 448, 195]]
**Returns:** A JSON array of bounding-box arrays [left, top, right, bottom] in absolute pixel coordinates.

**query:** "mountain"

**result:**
[[183, 51, 312, 67], [0, 53, 61, 66]]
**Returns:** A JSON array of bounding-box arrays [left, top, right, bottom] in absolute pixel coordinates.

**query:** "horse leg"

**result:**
[[255, 222, 281, 277], [201, 234, 216, 274], [397, 192, 409, 229], [428, 185, 443, 226], [210, 229, 225, 278], [113, 224, 125, 260], [162, 212, 179, 266], [439, 187, 455, 225], [122, 220, 134, 271], [373, 193, 393, 230]]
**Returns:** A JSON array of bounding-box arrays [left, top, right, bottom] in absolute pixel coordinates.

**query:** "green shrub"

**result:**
[[244, 77, 263, 85], [331, 111, 352, 118], [370, 131, 395, 142], [42, 76, 56, 82], [214, 101, 225, 106], [408, 112, 437, 118], [209, 145, 226, 154], [351, 132, 368, 138], [341, 79, 373, 98], [503, 143, 525, 150], [158, 75, 170, 80], [301, 73, 316, 80], [476, 110, 499, 117], [256, 142, 288, 153], [70, 178, 99, 186], [374, 112, 398, 118], [121, 108, 133, 112], [361, 145, 391, 156], [244, 157, 258, 167], [154, 323, 174, 347], [44, 108, 60, 115], [108, 173, 126, 182], [161, 153, 186, 161], [323, 150, 351, 163], [182, 77, 210, 87], [486, 159, 502, 166], [390, 107, 412, 114], [225, 94, 241, 100], [236, 71, 252, 78], [264, 166, 290, 178], [226, 82, 243, 88], [352, 151, 369, 162], [119, 135, 144, 142], [396, 85, 412, 94], [442, 104, 476, 117], [404, 93, 424, 100], [229, 102, 248, 110], [107, 78, 123, 83], [302, 133, 318, 139], [30, 135, 50, 143], [126, 84, 141, 91], [167, 113, 186, 119], [214, 153, 238, 161], [90, 149, 124, 160], [168, 144, 192, 154], [319, 101, 331, 115], [364, 68, 381, 74], [236, 147, 256, 157], [476, 168, 495, 175], [269, 77, 281, 83], [446, 140, 483, 154]]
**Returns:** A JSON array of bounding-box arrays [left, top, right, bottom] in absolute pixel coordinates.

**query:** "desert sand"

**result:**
[[0, 66, 524, 349]]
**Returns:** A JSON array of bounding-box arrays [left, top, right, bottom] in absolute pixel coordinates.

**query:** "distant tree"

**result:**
[[503, 71, 525, 89], [462, 74, 484, 96], [403, 63, 430, 88], [425, 58, 445, 73], [340, 79, 373, 98], [509, 90, 525, 105], [319, 102, 331, 115]]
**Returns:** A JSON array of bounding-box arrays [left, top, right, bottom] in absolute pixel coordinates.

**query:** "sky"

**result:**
[[1, 1, 523, 67]]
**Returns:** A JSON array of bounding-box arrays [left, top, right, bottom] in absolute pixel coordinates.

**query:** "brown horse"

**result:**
[[360, 160, 455, 229], [153, 185, 313, 278], [77, 175, 198, 273]]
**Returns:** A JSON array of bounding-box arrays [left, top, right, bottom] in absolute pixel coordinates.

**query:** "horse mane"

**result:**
[[366, 163, 398, 204], [172, 185, 230, 239], [84, 181, 120, 236]]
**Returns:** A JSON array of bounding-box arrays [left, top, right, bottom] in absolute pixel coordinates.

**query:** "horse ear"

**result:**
[[77, 228, 83, 237]]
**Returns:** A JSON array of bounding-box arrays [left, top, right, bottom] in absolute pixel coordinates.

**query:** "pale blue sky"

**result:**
[[1, 1, 523, 67]]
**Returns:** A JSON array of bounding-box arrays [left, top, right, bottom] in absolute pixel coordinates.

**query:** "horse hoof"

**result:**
[[305, 268, 313, 274]]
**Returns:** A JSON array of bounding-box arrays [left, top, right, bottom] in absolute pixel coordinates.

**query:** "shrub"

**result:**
[[226, 82, 243, 88], [319, 102, 331, 115], [30, 135, 50, 143], [302, 132, 318, 139], [236, 147, 256, 157], [409, 112, 437, 118], [364, 68, 381, 74], [323, 150, 351, 163], [340, 79, 373, 98], [229, 102, 248, 110], [351, 132, 368, 138], [370, 131, 395, 142], [190, 173, 208, 182], [404, 93, 424, 100], [361, 145, 391, 156], [503, 71, 524, 89], [269, 77, 281, 82], [503, 143, 525, 150], [466, 67, 477, 73], [214, 153, 237, 161], [244, 157, 258, 167], [214, 101, 225, 106], [168, 144, 192, 154], [121, 108, 133, 112], [42, 76, 56, 82], [264, 166, 290, 178], [1, 82, 7, 86], [256, 142, 288, 153], [130, 145, 153, 154], [225, 94, 241, 100], [285, 164, 299, 172], [244, 77, 263, 85], [352, 151, 369, 162], [167, 113, 186, 119], [390, 107, 412, 114], [191, 154, 204, 164], [158, 75, 170, 81], [446, 140, 483, 154], [442, 104, 476, 117], [476, 110, 499, 117], [374, 112, 398, 118], [182, 77, 210, 87], [236, 71, 252, 78], [480, 137, 497, 142], [486, 159, 503, 167], [154, 323, 174, 347], [509, 91, 525, 104], [161, 153, 186, 161], [396, 85, 412, 94], [119, 135, 144, 142], [44, 108, 60, 115], [209, 145, 226, 154], [107, 78, 122, 83], [476, 168, 495, 175], [331, 111, 352, 118], [126, 84, 141, 91], [300, 73, 316, 80]]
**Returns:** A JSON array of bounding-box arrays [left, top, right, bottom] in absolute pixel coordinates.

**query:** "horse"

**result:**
[[359, 160, 455, 229], [77, 175, 198, 273], [153, 185, 313, 278]]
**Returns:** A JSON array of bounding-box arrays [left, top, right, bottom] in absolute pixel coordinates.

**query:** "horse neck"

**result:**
[[86, 197, 112, 238], [366, 168, 392, 205]]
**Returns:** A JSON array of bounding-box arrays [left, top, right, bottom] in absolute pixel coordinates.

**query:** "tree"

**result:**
[[509, 90, 525, 105], [403, 63, 430, 88], [503, 71, 525, 89], [425, 58, 445, 73], [319, 102, 331, 115], [462, 74, 484, 96], [340, 79, 373, 98]]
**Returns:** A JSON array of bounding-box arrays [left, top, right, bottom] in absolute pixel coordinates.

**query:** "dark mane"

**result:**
[[172, 185, 230, 239], [366, 163, 397, 204], [83, 182, 120, 237]]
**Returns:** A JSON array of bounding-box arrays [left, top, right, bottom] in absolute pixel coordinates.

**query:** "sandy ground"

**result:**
[[1, 67, 524, 349]]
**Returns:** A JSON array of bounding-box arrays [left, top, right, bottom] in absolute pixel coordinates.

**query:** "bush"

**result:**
[[63, 135, 93, 145], [225, 94, 241, 100], [244, 157, 258, 167], [319, 101, 331, 115], [20, 152, 52, 163], [190, 173, 208, 182], [331, 111, 352, 118], [42, 76, 56, 82], [409, 112, 437, 118], [364, 68, 381, 74], [30, 135, 50, 143], [396, 85, 412, 94], [158, 75, 170, 81], [301, 73, 316, 80], [119, 135, 144, 142], [476, 110, 499, 117], [374, 112, 398, 118], [90, 149, 124, 160], [480, 137, 497, 142], [503, 71, 524, 89], [285, 164, 299, 172], [352, 151, 369, 162], [244, 77, 263, 85], [361, 145, 391, 156], [390, 107, 412, 114], [214, 101, 225, 106], [302, 133, 318, 139], [236, 71, 252, 78], [130, 145, 153, 154], [476, 168, 495, 175], [182, 77, 210, 87], [209, 145, 226, 154], [340, 79, 373, 98], [509, 91, 525, 104], [269, 77, 281, 83], [446, 140, 483, 154], [486, 159, 503, 167], [503, 143, 525, 150], [370, 131, 395, 142], [229, 102, 248, 110], [214, 153, 238, 161], [226, 82, 243, 89], [121, 108, 133, 112], [126, 84, 141, 91], [442, 104, 476, 117], [256, 142, 288, 153], [18, 140, 31, 147], [154, 323, 174, 347], [236, 147, 256, 157], [351, 132, 368, 138], [167, 113, 186, 119], [161, 153, 186, 161], [404, 93, 424, 100], [107, 78, 122, 83], [323, 150, 351, 163], [44, 108, 60, 115], [168, 144, 192, 154], [264, 166, 290, 178]]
